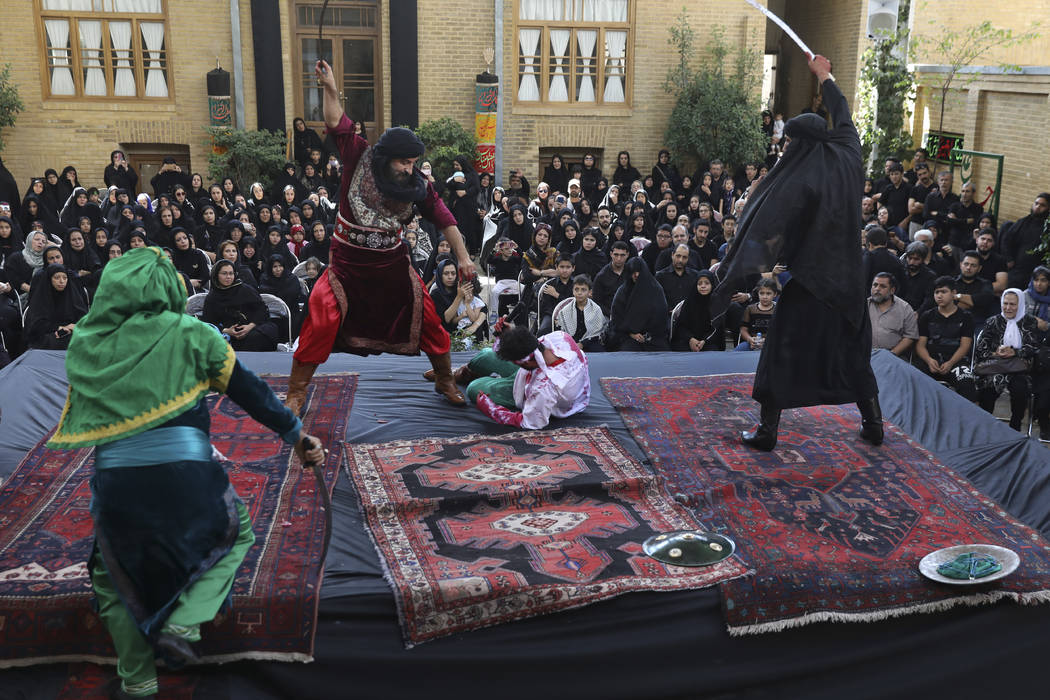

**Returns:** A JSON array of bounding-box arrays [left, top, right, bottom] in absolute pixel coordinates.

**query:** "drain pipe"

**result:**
[[230, 0, 246, 129], [494, 0, 504, 186]]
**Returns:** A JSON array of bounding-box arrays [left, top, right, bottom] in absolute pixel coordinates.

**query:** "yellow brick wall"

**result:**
[[777, 0, 867, 118], [910, 0, 1050, 67], [0, 1, 262, 190], [415, 0, 764, 186]]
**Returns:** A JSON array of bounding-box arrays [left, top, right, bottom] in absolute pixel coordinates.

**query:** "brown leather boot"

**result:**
[[285, 359, 318, 416], [423, 364, 477, 385], [427, 352, 466, 406]]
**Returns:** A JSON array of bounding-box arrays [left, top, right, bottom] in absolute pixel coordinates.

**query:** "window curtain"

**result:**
[[603, 30, 626, 103], [517, 28, 541, 101], [580, 0, 628, 22], [548, 29, 570, 102], [519, 0, 563, 20], [43, 0, 92, 9], [141, 22, 167, 97], [78, 20, 106, 96], [44, 19, 75, 95], [113, 0, 162, 11], [109, 21, 136, 96], [576, 30, 596, 102]]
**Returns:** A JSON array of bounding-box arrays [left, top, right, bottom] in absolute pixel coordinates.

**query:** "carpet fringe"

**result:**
[[726, 587, 1050, 636], [0, 649, 315, 670]]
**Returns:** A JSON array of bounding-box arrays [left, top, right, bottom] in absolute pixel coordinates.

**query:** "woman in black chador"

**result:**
[[713, 55, 881, 450]]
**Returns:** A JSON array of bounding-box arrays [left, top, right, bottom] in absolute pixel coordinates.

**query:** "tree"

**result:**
[[412, 117, 477, 181], [914, 19, 1039, 134], [663, 14, 766, 175], [205, 127, 287, 192], [0, 63, 25, 153], [855, 0, 915, 177]]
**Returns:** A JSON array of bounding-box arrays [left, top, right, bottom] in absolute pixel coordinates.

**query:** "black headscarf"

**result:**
[[428, 257, 460, 325], [0, 214, 23, 257], [676, 270, 718, 344], [611, 256, 668, 338], [102, 239, 124, 267], [301, 223, 331, 263], [714, 79, 865, 330], [25, 263, 89, 346], [202, 260, 270, 329], [259, 254, 303, 311], [371, 128, 428, 202], [500, 204, 534, 251], [61, 229, 100, 275], [572, 232, 609, 281]]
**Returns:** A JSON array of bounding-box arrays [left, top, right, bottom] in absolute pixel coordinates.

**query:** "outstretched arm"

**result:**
[[315, 60, 343, 131]]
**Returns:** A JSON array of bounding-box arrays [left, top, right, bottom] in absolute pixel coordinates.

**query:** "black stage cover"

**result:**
[[1, 350, 1047, 699]]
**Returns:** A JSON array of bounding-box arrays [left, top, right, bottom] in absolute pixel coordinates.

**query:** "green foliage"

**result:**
[[0, 63, 25, 153], [205, 127, 287, 192], [913, 17, 1040, 133], [412, 117, 477, 180], [663, 14, 766, 174], [856, 0, 915, 177], [449, 331, 493, 353]]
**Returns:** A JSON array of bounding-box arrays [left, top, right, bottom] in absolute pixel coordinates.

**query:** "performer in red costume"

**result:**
[[286, 60, 476, 412]]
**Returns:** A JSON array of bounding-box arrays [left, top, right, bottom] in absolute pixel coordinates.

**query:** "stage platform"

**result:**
[[1, 349, 1049, 699]]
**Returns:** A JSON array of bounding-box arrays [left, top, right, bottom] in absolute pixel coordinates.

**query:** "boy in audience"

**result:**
[[915, 276, 977, 401]]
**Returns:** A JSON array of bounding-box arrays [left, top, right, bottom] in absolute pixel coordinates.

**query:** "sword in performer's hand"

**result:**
[[294, 432, 333, 562]]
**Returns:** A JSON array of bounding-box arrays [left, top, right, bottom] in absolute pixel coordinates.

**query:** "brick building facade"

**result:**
[[0, 1, 1044, 223]]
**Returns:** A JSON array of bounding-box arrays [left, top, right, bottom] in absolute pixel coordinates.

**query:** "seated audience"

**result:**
[[974, 288, 1039, 431], [201, 260, 278, 351], [607, 257, 669, 351], [555, 274, 605, 352], [671, 270, 723, 351], [24, 263, 88, 350], [868, 272, 919, 357], [915, 276, 977, 401]]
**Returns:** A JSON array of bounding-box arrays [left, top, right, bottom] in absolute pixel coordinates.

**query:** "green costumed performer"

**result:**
[[48, 247, 325, 699]]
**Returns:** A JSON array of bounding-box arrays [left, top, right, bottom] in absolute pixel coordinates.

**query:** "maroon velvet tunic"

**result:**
[[299, 115, 457, 357]]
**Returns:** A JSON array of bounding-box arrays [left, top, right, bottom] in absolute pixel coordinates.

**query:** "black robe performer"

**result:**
[[713, 55, 881, 451]]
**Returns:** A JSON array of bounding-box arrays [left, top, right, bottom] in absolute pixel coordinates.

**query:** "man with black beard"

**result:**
[[954, 250, 996, 328], [1004, 192, 1050, 289], [974, 229, 1008, 293], [899, 241, 937, 313], [686, 218, 718, 270], [868, 272, 918, 357], [593, 241, 630, 316], [287, 59, 476, 412], [656, 244, 700, 310]]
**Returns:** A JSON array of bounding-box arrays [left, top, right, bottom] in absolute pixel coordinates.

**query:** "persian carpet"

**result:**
[[0, 373, 356, 668], [601, 374, 1050, 635], [343, 426, 751, 646]]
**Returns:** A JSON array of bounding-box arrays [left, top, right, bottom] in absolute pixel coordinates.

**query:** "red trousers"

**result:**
[[294, 269, 450, 364]]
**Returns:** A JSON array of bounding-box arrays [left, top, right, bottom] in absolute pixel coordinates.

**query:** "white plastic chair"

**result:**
[[260, 293, 293, 350]]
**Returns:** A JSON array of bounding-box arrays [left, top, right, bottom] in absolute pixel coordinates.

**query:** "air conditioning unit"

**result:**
[[867, 0, 899, 39]]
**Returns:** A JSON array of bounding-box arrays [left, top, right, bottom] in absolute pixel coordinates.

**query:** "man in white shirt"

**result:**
[[459, 324, 590, 429]]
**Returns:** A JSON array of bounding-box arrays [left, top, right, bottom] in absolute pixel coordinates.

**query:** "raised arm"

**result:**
[[315, 60, 343, 131], [809, 54, 855, 134]]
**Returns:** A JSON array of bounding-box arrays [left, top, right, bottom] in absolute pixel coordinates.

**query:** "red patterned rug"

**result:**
[[343, 427, 750, 646], [0, 373, 355, 668], [601, 374, 1050, 635]]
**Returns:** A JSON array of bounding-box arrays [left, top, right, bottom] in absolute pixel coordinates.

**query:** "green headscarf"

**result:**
[[49, 247, 236, 449]]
